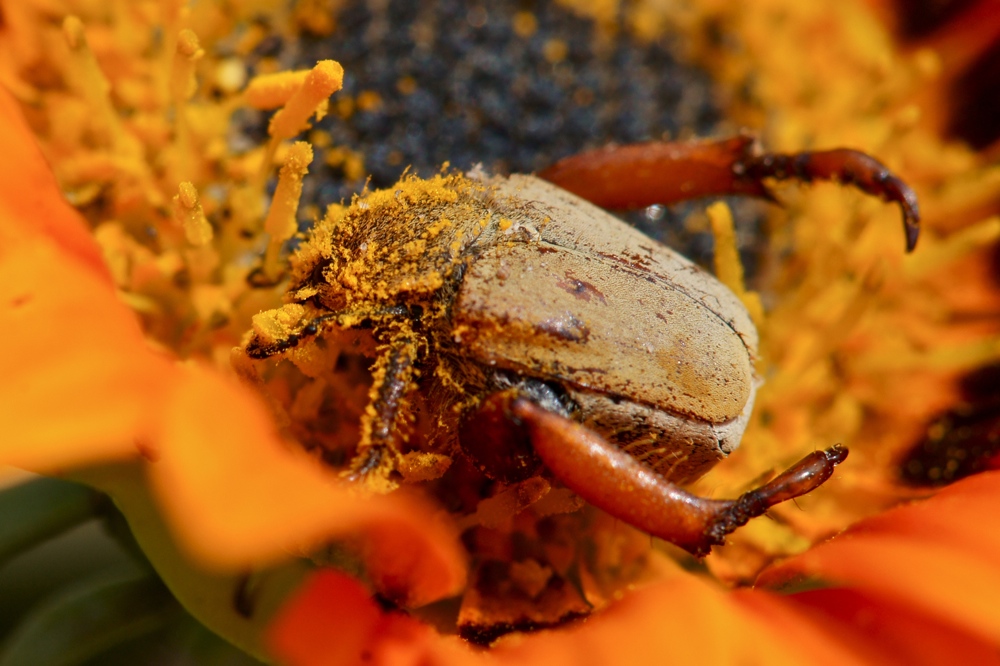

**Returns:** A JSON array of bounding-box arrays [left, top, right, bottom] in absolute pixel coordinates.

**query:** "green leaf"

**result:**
[[70, 463, 313, 664], [0, 477, 97, 567], [0, 572, 175, 666]]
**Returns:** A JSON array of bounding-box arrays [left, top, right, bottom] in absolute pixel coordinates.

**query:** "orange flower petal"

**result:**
[[759, 471, 1000, 644], [267, 570, 449, 666], [492, 575, 861, 666], [0, 86, 158, 470], [272, 569, 881, 666], [149, 364, 466, 605], [0, 233, 170, 470], [777, 588, 1000, 666], [0, 88, 110, 278]]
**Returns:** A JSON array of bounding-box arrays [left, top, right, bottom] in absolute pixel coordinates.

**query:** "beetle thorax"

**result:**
[[288, 173, 532, 315]]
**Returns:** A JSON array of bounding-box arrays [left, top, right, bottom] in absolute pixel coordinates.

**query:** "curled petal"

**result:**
[[149, 364, 466, 606], [0, 89, 109, 278], [759, 471, 1000, 644], [766, 588, 1000, 666], [267, 570, 455, 666], [272, 568, 876, 666], [0, 233, 168, 471]]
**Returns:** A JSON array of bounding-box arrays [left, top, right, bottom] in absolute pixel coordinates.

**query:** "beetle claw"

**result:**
[[741, 148, 921, 252], [705, 446, 849, 550]]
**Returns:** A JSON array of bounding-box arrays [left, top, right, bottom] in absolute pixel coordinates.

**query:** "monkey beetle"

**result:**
[[246, 134, 919, 556]]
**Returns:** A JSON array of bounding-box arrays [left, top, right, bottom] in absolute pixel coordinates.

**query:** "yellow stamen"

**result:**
[[168, 29, 205, 183], [904, 216, 1000, 279], [172, 182, 214, 246], [707, 201, 764, 326], [245, 70, 312, 110], [263, 142, 314, 277], [253, 60, 342, 194], [267, 60, 344, 141], [171, 29, 204, 102], [62, 16, 125, 150], [62, 15, 165, 207]]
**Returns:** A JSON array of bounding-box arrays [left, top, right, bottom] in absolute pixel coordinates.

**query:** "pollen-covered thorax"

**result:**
[[287, 173, 531, 313]]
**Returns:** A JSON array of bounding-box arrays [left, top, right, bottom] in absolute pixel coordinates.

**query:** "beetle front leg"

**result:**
[[539, 134, 919, 252], [511, 399, 847, 557], [245, 314, 335, 359], [348, 331, 420, 492]]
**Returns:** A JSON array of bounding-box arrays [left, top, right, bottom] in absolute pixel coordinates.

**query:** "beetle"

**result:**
[[246, 134, 919, 556]]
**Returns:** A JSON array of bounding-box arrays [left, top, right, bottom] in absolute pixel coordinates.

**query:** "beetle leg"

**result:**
[[245, 305, 416, 359], [539, 134, 919, 252], [245, 314, 335, 359], [459, 389, 546, 484], [510, 399, 847, 557], [347, 331, 420, 491]]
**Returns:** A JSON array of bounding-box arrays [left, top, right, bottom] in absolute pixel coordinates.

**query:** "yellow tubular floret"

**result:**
[[262, 142, 314, 277], [172, 181, 214, 246], [268, 60, 345, 141], [707, 201, 764, 327], [245, 70, 312, 110]]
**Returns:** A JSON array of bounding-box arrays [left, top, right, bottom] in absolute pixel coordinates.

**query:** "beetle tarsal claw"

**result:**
[[706, 445, 850, 548], [343, 446, 401, 493], [743, 148, 921, 253]]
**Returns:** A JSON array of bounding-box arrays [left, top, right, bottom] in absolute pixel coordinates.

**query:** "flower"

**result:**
[[1, 0, 999, 664]]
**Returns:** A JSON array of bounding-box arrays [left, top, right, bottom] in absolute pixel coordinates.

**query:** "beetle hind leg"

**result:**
[[511, 399, 847, 557], [539, 133, 919, 252]]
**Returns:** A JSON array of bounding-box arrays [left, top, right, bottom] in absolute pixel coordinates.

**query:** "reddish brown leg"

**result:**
[[539, 134, 920, 252], [511, 400, 847, 557]]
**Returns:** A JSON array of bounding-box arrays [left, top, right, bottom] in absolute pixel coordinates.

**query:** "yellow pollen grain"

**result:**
[[214, 58, 247, 94], [542, 38, 569, 64], [176, 28, 203, 58], [251, 304, 307, 344], [294, 0, 338, 36], [268, 60, 345, 141], [424, 218, 453, 238], [396, 76, 418, 95], [309, 129, 332, 148], [245, 70, 312, 110], [172, 182, 213, 246], [513, 11, 538, 38], [335, 95, 355, 119], [356, 90, 383, 111]]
